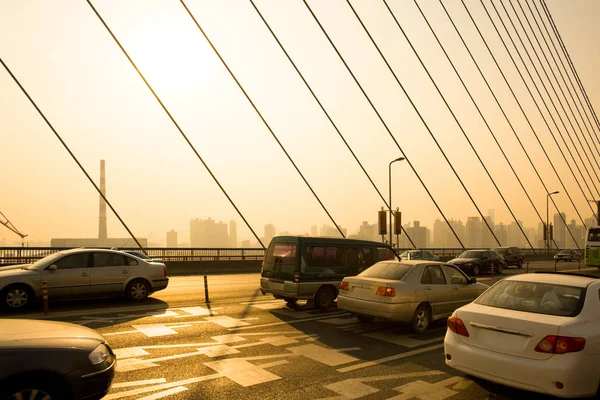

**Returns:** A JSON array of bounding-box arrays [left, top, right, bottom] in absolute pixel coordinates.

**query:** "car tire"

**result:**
[[1, 284, 34, 311], [356, 314, 374, 323], [0, 376, 70, 400], [517, 260, 523, 269], [283, 297, 298, 306], [472, 265, 480, 276], [495, 263, 503, 274], [314, 286, 336, 311], [126, 279, 150, 301], [412, 304, 431, 334]]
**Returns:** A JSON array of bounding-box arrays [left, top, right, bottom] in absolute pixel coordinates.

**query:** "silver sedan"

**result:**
[[0, 248, 169, 311], [337, 260, 488, 333]]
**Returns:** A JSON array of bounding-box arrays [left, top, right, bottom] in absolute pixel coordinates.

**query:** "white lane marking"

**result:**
[[104, 330, 139, 336], [103, 373, 223, 399], [256, 360, 289, 369], [271, 308, 316, 318], [176, 306, 217, 316], [363, 332, 444, 348], [259, 336, 299, 346], [140, 342, 222, 349], [131, 324, 192, 337], [287, 344, 359, 366], [319, 372, 445, 400], [246, 301, 287, 310], [391, 376, 467, 400], [114, 347, 149, 359], [337, 344, 445, 373], [228, 312, 350, 331], [111, 378, 167, 389], [205, 316, 250, 327], [211, 334, 248, 344], [116, 358, 160, 372], [204, 358, 282, 387], [197, 345, 241, 357], [137, 386, 188, 400]]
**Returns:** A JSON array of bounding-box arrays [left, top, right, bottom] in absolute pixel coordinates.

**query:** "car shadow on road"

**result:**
[[0, 296, 170, 329]]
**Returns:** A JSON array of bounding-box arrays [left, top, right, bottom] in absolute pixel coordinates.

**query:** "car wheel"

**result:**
[[283, 297, 298, 305], [517, 260, 523, 269], [126, 279, 150, 301], [472, 265, 480, 276], [412, 304, 431, 334], [0, 377, 70, 400], [314, 286, 336, 311], [495, 263, 503, 274], [1, 284, 33, 311], [356, 315, 374, 323]]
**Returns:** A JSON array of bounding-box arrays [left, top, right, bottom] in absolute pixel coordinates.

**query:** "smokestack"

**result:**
[[99, 160, 107, 240]]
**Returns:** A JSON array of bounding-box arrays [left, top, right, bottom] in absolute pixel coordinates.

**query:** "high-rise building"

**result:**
[[264, 224, 276, 244], [320, 224, 347, 237], [166, 229, 177, 248], [402, 221, 428, 249], [432, 218, 464, 248], [554, 212, 566, 248], [507, 220, 526, 247], [311, 225, 318, 236], [466, 217, 482, 248], [494, 223, 507, 246], [229, 220, 237, 248], [481, 216, 494, 248], [190, 218, 228, 247]]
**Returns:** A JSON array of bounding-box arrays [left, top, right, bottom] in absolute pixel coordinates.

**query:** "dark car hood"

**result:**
[[448, 258, 479, 264]]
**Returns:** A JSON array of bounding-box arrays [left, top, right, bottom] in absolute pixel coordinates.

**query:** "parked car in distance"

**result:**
[[398, 250, 440, 261], [0, 248, 169, 311], [337, 260, 488, 333], [491, 246, 524, 268], [554, 249, 581, 262], [0, 319, 116, 399], [448, 250, 505, 276], [116, 249, 163, 263], [445, 273, 600, 398]]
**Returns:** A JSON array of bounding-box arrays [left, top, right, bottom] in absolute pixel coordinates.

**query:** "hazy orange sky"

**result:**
[[1, 0, 599, 246]]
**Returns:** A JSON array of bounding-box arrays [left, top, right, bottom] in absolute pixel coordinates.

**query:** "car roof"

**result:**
[[56, 248, 128, 256], [503, 273, 597, 288], [378, 260, 441, 266]]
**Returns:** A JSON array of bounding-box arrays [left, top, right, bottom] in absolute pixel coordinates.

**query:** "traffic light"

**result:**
[[549, 223, 554, 241], [394, 210, 402, 235], [543, 223, 547, 241], [378, 210, 387, 235]]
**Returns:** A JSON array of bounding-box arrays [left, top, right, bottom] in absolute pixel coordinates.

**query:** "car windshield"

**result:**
[[27, 252, 64, 270], [126, 251, 150, 259], [358, 263, 412, 281], [458, 251, 485, 259], [476, 280, 585, 317], [493, 248, 507, 254]]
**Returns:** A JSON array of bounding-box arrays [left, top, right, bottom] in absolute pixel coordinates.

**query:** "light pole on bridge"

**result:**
[[389, 157, 405, 248], [546, 191, 559, 255]]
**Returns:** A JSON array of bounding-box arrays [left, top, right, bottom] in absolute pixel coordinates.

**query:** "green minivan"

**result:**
[[259, 236, 398, 310]]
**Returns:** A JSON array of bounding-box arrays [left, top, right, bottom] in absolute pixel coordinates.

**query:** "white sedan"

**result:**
[[444, 273, 600, 398]]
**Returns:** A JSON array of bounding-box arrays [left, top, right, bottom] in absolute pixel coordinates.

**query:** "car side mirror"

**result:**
[[469, 277, 477, 284], [47, 265, 58, 271]]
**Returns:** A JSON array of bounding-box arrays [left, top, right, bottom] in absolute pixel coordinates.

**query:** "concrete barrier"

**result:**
[[165, 260, 262, 276]]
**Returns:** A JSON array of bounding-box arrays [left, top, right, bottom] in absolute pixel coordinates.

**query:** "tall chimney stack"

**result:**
[[99, 160, 107, 240]]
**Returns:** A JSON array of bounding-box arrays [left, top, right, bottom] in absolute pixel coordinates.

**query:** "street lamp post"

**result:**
[[389, 157, 405, 247], [546, 191, 559, 255]]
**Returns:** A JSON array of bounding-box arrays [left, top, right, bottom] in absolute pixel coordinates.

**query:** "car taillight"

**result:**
[[447, 317, 469, 337], [340, 282, 349, 291], [163, 266, 168, 277], [260, 263, 264, 274], [375, 286, 395, 297], [535, 336, 586, 354], [293, 271, 300, 283]]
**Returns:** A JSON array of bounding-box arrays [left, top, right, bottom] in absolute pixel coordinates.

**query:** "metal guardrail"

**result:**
[[0, 246, 562, 266]]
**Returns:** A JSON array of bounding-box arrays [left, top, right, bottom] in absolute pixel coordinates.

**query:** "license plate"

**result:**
[[269, 282, 284, 291]]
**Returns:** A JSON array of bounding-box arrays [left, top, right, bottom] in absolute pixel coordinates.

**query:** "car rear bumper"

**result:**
[[337, 295, 418, 322], [152, 278, 169, 292], [444, 331, 597, 398]]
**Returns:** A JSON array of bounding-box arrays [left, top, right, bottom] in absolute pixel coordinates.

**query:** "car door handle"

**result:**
[[81, 272, 88, 277], [423, 286, 432, 291], [122, 270, 128, 274]]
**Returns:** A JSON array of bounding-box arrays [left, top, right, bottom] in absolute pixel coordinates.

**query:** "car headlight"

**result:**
[[89, 343, 111, 365], [463, 262, 473, 267]]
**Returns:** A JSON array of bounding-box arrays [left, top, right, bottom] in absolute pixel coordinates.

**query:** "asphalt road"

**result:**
[[4, 261, 600, 400]]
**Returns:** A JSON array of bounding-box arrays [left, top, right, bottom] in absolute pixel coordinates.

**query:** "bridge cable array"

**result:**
[[0, 58, 147, 253], [85, 0, 267, 248], [482, 0, 595, 241], [248, 0, 416, 248]]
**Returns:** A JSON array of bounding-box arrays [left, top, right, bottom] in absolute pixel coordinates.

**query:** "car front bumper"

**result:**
[[444, 331, 597, 398], [68, 355, 116, 400], [337, 295, 418, 322]]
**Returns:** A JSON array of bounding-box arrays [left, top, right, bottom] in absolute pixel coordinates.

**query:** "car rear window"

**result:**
[[458, 251, 485, 258], [358, 263, 412, 280], [265, 243, 297, 265], [476, 280, 585, 317]]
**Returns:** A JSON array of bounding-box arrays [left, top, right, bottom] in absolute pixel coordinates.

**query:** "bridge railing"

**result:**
[[0, 246, 554, 266]]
